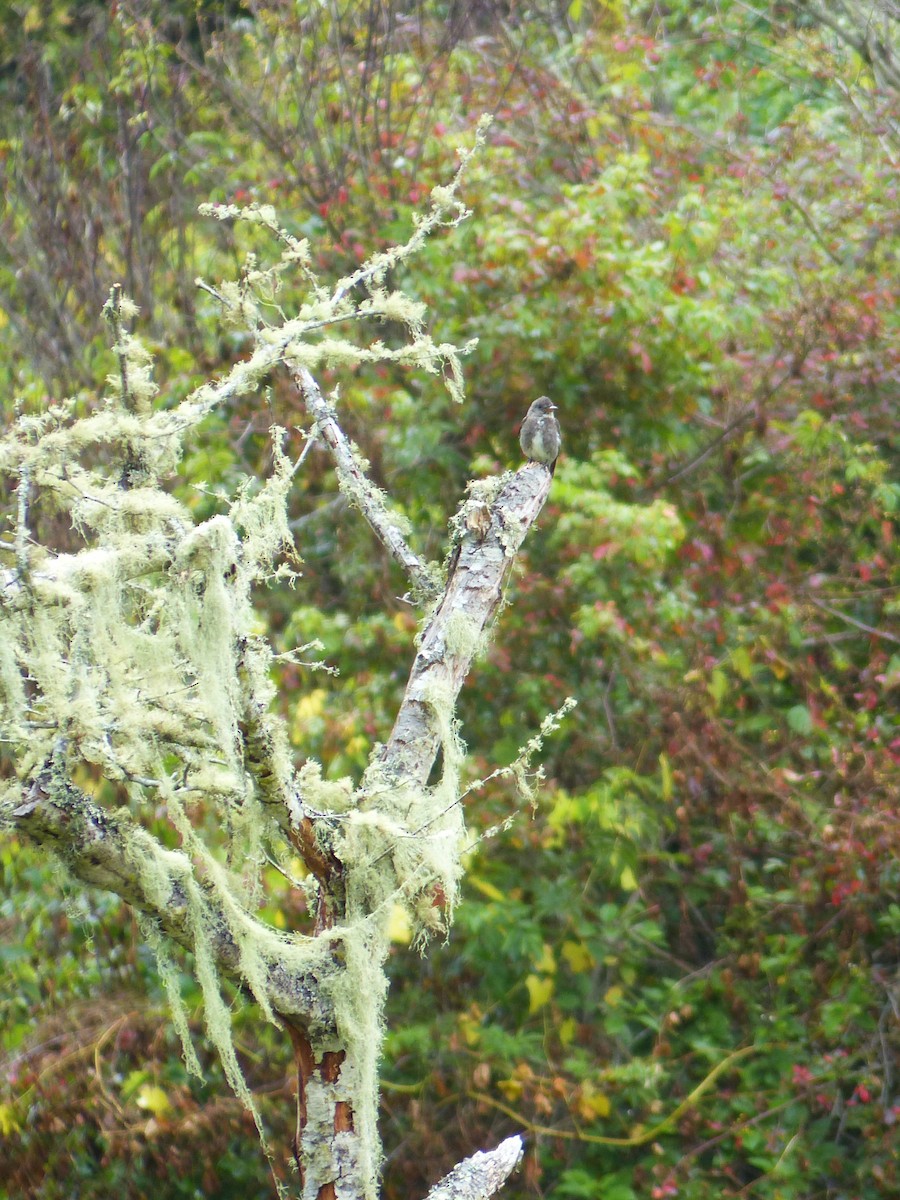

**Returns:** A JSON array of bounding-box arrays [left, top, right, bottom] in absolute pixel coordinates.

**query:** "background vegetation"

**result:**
[[1, 2, 897, 1197]]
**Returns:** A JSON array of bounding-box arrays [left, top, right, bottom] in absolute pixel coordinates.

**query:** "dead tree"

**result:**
[[1, 125, 566, 1198]]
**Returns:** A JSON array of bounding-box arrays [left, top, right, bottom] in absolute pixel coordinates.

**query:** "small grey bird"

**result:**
[[519, 396, 561, 475]]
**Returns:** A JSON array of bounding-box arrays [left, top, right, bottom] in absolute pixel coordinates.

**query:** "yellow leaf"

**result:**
[[561, 940, 594, 973], [135, 1083, 172, 1118], [525, 974, 554, 1014], [23, 6, 43, 33], [619, 864, 638, 891], [459, 1015, 481, 1047], [468, 876, 505, 902], [0, 1102, 21, 1135], [581, 1090, 611, 1118], [559, 1017, 578, 1045], [534, 943, 556, 975], [707, 669, 728, 706], [731, 646, 753, 680], [604, 985, 624, 1008], [498, 1078, 524, 1100], [659, 752, 673, 801], [386, 902, 412, 945], [295, 688, 327, 721]]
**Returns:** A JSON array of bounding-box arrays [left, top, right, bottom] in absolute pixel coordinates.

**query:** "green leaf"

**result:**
[[619, 864, 639, 891], [786, 705, 813, 734], [732, 646, 754, 680], [708, 669, 728, 705]]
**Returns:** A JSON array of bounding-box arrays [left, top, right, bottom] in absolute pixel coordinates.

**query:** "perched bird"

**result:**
[[519, 396, 561, 475]]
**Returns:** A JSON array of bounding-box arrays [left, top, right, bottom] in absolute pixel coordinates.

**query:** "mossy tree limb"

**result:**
[[10, 766, 336, 1036], [276, 414, 553, 1195], [292, 366, 440, 601], [371, 464, 554, 790], [1, 120, 536, 1198]]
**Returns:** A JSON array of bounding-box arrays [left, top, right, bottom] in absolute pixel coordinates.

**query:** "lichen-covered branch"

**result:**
[[235, 636, 343, 887], [424, 1136, 524, 1200], [6, 768, 336, 1037], [0, 118, 545, 1200], [371, 464, 554, 790], [292, 366, 440, 599], [273, 466, 554, 1200]]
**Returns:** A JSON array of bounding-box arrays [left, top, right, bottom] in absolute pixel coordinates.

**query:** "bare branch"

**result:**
[[807, 596, 900, 645], [790, 0, 900, 92], [655, 346, 810, 491], [293, 366, 440, 598]]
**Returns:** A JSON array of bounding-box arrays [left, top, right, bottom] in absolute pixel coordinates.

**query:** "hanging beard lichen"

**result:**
[[0, 119, 510, 1200]]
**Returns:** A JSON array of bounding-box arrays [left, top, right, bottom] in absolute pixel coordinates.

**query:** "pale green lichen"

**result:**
[[1, 364, 402, 1200], [0, 116, 553, 1200], [297, 760, 355, 814], [443, 610, 487, 661], [137, 913, 203, 1078], [463, 697, 579, 817], [446, 474, 509, 554]]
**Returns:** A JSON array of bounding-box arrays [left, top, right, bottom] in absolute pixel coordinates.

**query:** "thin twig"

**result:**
[[15, 465, 30, 575], [808, 596, 900, 646], [467, 1045, 756, 1148]]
